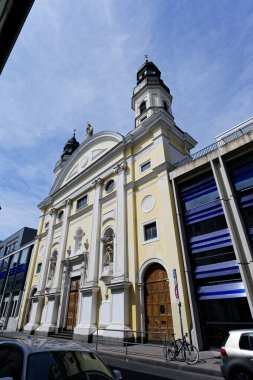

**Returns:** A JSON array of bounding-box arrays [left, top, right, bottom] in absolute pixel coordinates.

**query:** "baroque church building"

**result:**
[[21, 60, 197, 343]]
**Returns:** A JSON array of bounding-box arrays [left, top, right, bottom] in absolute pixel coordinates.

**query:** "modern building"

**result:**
[[21, 60, 197, 343], [0, 227, 37, 331], [170, 117, 253, 348]]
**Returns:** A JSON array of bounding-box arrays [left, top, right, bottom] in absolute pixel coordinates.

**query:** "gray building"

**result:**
[[0, 227, 37, 331]]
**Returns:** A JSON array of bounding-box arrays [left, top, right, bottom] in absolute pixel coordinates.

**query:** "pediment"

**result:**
[[50, 131, 123, 195]]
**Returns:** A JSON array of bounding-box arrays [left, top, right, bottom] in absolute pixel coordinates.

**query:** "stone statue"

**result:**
[[103, 235, 114, 266], [47, 251, 58, 285], [86, 123, 93, 137]]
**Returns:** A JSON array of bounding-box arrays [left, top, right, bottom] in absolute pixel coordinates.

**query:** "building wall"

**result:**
[[170, 127, 253, 348]]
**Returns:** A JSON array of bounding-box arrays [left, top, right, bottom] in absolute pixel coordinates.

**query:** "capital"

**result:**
[[114, 161, 127, 174], [49, 207, 57, 216], [63, 198, 72, 207], [92, 177, 102, 189]]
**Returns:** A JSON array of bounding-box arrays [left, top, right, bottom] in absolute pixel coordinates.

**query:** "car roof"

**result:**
[[0, 338, 91, 354], [229, 329, 253, 334]]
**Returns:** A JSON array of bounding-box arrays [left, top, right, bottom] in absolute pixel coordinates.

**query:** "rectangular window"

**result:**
[[140, 160, 151, 173], [143, 221, 158, 242], [77, 195, 88, 210]]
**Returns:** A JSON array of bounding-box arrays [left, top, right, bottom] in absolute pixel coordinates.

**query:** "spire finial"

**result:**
[[73, 129, 76, 137], [145, 54, 148, 62]]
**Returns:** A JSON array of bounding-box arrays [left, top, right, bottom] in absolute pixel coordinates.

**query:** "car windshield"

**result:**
[[27, 351, 114, 380]]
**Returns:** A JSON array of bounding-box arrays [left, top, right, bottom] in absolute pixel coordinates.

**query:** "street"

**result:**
[[109, 365, 223, 380]]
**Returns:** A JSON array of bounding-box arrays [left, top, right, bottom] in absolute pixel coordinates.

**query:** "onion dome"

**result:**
[[61, 131, 79, 159]]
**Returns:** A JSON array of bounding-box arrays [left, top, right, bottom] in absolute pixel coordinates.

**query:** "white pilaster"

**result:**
[[52, 199, 72, 290], [74, 178, 102, 340], [24, 207, 57, 333], [113, 161, 128, 281], [38, 208, 57, 292], [37, 199, 72, 334], [105, 162, 131, 338], [86, 178, 102, 285]]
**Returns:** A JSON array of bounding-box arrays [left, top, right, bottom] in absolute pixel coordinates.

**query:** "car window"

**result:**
[[0, 344, 23, 380], [27, 351, 114, 380], [239, 334, 252, 350], [222, 333, 230, 347]]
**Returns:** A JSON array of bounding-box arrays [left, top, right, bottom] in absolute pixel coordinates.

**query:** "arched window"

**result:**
[[58, 210, 64, 220], [140, 101, 146, 115]]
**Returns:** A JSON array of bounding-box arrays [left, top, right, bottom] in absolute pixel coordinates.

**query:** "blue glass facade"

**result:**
[[229, 156, 253, 251], [179, 172, 252, 347]]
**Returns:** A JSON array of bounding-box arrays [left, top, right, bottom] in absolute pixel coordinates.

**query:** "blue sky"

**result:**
[[1, 0, 253, 239]]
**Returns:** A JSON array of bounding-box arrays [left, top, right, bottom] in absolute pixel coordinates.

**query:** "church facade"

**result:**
[[20, 61, 197, 344]]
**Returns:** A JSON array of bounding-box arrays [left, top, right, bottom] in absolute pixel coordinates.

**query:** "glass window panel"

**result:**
[[10, 253, 19, 268], [19, 248, 29, 264], [144, 222, 157, 241]]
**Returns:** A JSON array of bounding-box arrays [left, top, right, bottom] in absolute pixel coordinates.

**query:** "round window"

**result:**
[[105, 179, 115, 192]]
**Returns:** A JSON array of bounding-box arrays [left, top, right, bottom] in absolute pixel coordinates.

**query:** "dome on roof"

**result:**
[[61, 132, 80, 159]]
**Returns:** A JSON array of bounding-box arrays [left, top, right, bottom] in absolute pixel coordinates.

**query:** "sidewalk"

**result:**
[[0, 331, 223, 379]]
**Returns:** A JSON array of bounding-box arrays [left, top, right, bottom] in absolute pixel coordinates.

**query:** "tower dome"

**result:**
[[61, 131, 80, 159], [132, 59, 173, 128]]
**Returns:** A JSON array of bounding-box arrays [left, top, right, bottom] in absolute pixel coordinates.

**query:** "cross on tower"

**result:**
[[145, 54, 148, 61]]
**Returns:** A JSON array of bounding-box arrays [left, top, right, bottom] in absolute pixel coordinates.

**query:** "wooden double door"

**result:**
[[144, 264, 174, 342], [66, 277, 80, 331]]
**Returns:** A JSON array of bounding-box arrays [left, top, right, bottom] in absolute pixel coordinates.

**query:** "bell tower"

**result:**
[[131, 59, 173, 128]]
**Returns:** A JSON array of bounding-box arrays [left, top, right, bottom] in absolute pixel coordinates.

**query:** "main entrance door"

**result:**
[[66, 277, 80, 331], [144, 264, 174, 342]]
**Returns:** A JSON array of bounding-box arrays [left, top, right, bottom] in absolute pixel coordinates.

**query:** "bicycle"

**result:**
[[163, 333, 199, 365]]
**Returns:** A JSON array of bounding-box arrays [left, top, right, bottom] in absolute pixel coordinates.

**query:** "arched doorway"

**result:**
[[144, 263, 173, 342]]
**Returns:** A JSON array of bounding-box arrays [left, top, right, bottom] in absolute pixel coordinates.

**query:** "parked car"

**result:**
[[0, 338, 122, 380], [220, 329, 253, 380]]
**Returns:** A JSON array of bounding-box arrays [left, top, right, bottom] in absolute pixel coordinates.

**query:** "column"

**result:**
[[74, 178, 101, 341], [24, 207, 57, 333], [106, 161, 132, 340], [37, 199, 72, 334], [52, 199, 71, 291], [211, 157, 253, 316], [113, 161, 128, 281]]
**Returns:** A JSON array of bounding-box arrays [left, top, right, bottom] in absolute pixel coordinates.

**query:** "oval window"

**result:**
[[105, 179, 115, 192]]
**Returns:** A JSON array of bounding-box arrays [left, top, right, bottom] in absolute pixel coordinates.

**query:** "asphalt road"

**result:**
[[109, 365, 223, 380]]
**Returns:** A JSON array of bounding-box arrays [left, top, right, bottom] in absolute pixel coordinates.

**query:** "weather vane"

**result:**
[[73, 128, 76, 136], [145, 54, 148, 61]]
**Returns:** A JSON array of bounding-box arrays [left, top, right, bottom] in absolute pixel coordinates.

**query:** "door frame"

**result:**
[[65, 276, 80, 331], [138, 259, 171, 339]]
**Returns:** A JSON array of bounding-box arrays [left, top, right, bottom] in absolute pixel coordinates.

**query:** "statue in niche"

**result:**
[[47, 251, 58, 285], [81, 239, 89, 286], [103, 235, 114, 266]]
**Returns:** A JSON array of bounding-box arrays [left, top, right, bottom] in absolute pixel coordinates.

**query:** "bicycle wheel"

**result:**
[[182, 344, 199, 364], [163, 342, 176, 361]]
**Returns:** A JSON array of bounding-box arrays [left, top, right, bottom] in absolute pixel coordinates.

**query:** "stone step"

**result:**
[[50, 331, 74, 340]]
